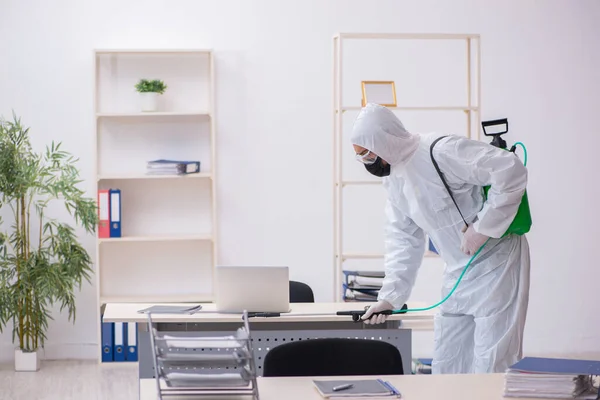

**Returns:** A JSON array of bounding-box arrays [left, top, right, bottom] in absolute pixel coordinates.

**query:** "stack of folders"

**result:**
[[503, 357, 600, 399], [101, 314, 138, 363], [412, 358, 433, 375], [342, 271, 384, 302], [313, 379, 401, 398], [97, 188, 121, 238], [101, 305, 205, 363], [146, 159, 201, 175]]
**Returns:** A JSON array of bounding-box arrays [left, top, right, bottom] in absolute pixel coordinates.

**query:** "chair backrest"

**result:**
[[262, 338, 404, 377], [289, 281, 314, 303]]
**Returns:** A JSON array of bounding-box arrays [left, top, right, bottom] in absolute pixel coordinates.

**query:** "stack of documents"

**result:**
[[343, 271, 384, 302], [503, 357, 600, 399], [146, 159, 201, 175], [412, 358, 432, 374]]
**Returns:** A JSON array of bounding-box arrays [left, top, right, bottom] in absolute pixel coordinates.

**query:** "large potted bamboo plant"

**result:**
[[0, 113, 97, 371]]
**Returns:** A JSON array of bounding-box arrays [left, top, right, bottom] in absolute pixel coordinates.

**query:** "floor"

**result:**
[[0, 360, 139, 400]]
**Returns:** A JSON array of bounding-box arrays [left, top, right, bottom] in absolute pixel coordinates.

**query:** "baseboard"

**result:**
[[0, 343, 98, 363]]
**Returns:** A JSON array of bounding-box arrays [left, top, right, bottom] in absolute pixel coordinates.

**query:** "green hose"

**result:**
[[514, 142, 528, 166], [390, 141, 528, 315], [392, 239, 489, 314]]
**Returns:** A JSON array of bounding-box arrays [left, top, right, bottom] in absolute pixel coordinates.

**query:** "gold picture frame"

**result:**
[[361, 81, 397, 107]]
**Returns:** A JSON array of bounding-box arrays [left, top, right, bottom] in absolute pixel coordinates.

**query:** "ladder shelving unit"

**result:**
[[332, 33, 481, 301], [93, 49, 218, 361]]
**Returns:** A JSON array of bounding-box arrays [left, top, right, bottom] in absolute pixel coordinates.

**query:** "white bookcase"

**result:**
[[93, 49, 217, 358]]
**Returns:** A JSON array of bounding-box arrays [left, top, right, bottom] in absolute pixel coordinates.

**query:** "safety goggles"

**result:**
[[355, 150, 378, 165]]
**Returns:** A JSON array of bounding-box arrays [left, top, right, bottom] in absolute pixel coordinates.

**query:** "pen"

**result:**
[[332, 383, 354, 392]]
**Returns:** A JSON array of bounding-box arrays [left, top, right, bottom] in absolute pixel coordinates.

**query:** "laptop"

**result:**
[[215, 266, 291, 313]]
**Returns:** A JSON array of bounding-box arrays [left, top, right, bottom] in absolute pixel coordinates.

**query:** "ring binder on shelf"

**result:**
[[342, 270, 384, 302], [147, 310, 260, 400], [114, 322, 126, 362]]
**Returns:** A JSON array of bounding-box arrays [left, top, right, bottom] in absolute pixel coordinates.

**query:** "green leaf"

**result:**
[[134, 78, 168, 94]]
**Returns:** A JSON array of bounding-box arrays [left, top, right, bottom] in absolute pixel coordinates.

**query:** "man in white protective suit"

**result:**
[[351, 103, 530, 374]]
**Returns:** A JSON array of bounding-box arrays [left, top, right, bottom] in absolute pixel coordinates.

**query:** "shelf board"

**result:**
[[96, 111, 210, 118], [100, 294, 213, 304], [342, 253, 438, 260], [97, 172, 211, 181], [341, 180, 382, 186], [336, 32, 479, 40], [95, 49, 212, 54], [341, 254, 384, 260], [341, 106, 479, 112], [99, 234, 212, 244]]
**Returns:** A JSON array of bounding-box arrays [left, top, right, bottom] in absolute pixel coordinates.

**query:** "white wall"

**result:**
[[0, 0, 599, 362]]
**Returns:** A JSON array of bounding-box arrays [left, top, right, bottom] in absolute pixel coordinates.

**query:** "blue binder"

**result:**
[[126, 322, 138, 362], [109, 189, 121, 237], [428, 238, 438, 254], [147, 159, 201, 174], [113, 322, 126, 362], [510, 357, 600, 375], [101, 318, 113, 362]]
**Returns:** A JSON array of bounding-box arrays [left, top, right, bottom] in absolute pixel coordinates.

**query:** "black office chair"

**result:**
[[262, 338, 404, 377], [289, 281, 314, 303]]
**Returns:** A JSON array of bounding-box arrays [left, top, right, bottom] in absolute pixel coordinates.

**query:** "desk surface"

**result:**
[[103, 301, 435, 324], [140, 373, 541, 400]]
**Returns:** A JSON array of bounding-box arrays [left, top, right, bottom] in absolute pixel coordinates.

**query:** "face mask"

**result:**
[[364, 157, 391, 177]]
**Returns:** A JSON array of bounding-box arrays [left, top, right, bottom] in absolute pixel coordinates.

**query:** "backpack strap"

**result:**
[[429, 136, 469, 229]]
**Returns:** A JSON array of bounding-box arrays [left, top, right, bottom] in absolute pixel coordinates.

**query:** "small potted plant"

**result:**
[[0, 113, 98, 371], [134, 78, 167, 112]]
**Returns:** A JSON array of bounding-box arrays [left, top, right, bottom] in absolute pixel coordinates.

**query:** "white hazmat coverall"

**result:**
[[351, 103, 530, 374]]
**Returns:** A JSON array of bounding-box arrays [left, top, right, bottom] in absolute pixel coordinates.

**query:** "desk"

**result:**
[[139, 373, 539, 400], [103, 302, 434, 379]]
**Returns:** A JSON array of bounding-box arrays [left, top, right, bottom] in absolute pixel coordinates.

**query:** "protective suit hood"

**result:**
[[350, 103, 420, 166]]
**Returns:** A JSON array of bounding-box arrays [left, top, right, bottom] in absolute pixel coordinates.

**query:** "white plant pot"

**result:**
[[15, 349, 40, 372], [140, 92, 159, 112]]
